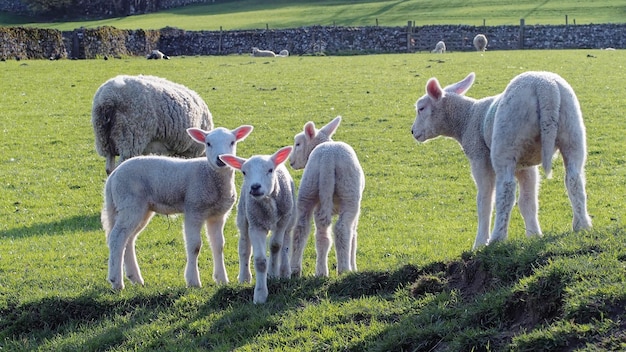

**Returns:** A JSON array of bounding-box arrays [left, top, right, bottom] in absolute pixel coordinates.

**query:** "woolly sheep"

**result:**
[[92, 74, 212, 175], [432, 41, 446, 53], [473, 34, 488, 51], [102, 125, 254, 290], [411, 72, 592, 249], [278, 49, 289, 57], [252, 47, 277, 57], [220, 146, 296, 304], [289, 116, 365, 277], [146, 49, 170, 59]]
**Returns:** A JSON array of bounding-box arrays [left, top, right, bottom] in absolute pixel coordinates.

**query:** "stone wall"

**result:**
[[1, 23, 624, 60]]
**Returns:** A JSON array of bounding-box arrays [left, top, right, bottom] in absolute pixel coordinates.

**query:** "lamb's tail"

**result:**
[[538, 81, 560, 179], [317, 167, 336, 228], [101, 180, 117, 238]]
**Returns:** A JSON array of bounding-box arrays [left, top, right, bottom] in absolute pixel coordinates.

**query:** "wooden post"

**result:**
[[407, 20, 413, 53], [483, 19, 486, 27], [218, 26, 222, 54], [519, 18, 525, 49], [565, 15, 568, 25], [376, 18, 378, 26]]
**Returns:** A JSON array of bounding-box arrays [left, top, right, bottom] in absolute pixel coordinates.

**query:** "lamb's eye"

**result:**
[[268, 168, 273, 173], [230, 141, 235, 146], [206, 142, 211, 147], [242, 171, 246, 176]]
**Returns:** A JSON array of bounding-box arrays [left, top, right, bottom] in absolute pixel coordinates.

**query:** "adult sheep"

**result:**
[[92, 75, 212, 175], [252, 47, 277, 57], [473, 34, 488, 51], [290, 116, 365, 277], [411, 72, 592, 249]]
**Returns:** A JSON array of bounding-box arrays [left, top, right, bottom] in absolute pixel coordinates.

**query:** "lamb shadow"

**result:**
[[0, 214, 102, 239]]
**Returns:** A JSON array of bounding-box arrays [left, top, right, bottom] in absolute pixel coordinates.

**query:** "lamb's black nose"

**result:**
[[250, 184, 263, 197], [216, 158, 226, 167]]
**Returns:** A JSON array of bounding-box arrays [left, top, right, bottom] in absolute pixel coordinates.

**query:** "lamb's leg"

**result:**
[[561, 151, 592, 231], [291, 201, 315, 277], [205, 216, 229, 284], [490, 164, 517, 244], [238, 219, 252, 283], [122, 211, 154, 286], [183, 214, 204, 287], [107, 209, 149, 290], [334, 205, 359, 274], [350, 217, 359, 272], [250, 228, 269, 304], [516, 167, 542, 237], [470, 159, 495, 249], [314, 205, 333, 277], [269, 222, 289, 278]]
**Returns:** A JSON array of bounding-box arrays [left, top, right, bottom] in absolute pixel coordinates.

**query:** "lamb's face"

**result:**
[[290, 132, 310, 170], [188, 125, 253, 170], [241, 156, 276, 199], [412, 95, 439, 142]]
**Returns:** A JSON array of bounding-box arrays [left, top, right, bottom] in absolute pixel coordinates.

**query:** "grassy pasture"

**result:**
[[2, 0, 626, 31], [0, 50, 625, 350]]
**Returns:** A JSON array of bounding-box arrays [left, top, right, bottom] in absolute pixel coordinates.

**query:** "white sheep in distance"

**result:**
[[432, 41, 446, 53], [220, 146, 296, 304], [289, 116, 365, 277], [278, 49, 289, 57], [473, 34, 488, 51], [92, 74, 212, 175], [252, 47, 277, 57], [411, 72, 592, 249], [102, 125, 254, 290], [146, 49, 170, 59]]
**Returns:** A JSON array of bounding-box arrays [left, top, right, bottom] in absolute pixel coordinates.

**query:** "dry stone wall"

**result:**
[[1, 23, 624, 60]]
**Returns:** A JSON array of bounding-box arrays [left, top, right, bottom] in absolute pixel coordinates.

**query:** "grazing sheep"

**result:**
[[432, 41, 446, 53], [290, 116, 365, 277], [220, 146, 296, 304], [146, 49, 170, 59], [102, 125, 254, 290], [473, 34, 488, 51], [278, 49, 289, 57], [252, 47, 277, 57], [92, 74, 212, 175], [411, 72, 592, 249]]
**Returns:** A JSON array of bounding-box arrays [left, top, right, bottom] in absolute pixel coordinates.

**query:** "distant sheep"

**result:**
[[92, 74, 212, 175], [220, 146, 296, 304], [278, 49, 289, 57], [102, 125, 253, 290], [252, 47, 276, 57], [146, 49, 169, 59], [473, 34, 488, 51], [432, 41, 446, 53], [290, 116, 365, 277], [411, 72, 592, 249]]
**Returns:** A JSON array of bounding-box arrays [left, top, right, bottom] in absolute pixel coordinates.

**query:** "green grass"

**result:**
[[2, 0, 626, 31], [1, 50, 625, 350]]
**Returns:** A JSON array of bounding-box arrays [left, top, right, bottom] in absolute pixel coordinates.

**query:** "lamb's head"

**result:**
[[187, 125, 253, 169], [290, 116, 341, 170], [220, 146, 292, 199], [411, 72, 475, 142]]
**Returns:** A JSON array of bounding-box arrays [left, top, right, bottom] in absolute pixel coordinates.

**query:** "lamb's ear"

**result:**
[[444, 72, 475, 95], [219, 154, 246, 170], [304, 121, 316, 140], [272, 146, 293, 166], [320, 116, 341, 138], [187, 128, 208, 144], [233, 125, 254, 141], [426, 78, 444, 101]]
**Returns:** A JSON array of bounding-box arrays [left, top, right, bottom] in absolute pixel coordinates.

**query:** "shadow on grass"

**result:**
[[0, 214, 101, 238]]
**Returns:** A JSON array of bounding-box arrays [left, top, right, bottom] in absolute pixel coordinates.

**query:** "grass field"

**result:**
[[0, 50, 625, 350], [2, 0, 626, 31]]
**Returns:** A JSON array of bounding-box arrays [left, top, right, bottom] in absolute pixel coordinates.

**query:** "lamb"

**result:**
[[220, 146, 296, 304], [473, 34, 488, 51], [252, 47, 277, 57], [146, 49, 170, 59], [102, 125, 254, 290], [92, 74, 212, 175], [411, 71, 592, 249], [289, 116, 365, 277], [278, 49, 290, 57], [432, 41, 446, 53]]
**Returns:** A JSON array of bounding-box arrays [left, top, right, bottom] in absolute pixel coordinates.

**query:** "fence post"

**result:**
[[519, 18, 525, 49], [565, 15, 568, 25], [407, 20, 413, 53], [218, 26, 222, 54]]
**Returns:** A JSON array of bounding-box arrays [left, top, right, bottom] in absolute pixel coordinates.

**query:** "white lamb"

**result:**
[[432, 41, 446, 53], [473, 34, 488, 51], [278, 49, 289, 57], [411, 71, 592, 249], [289, 116, 365, 277], [102, 125, 254, 290], [92, 74, 212, 175], [220, 146, 296, 304], [252, 47, 277, 57]]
